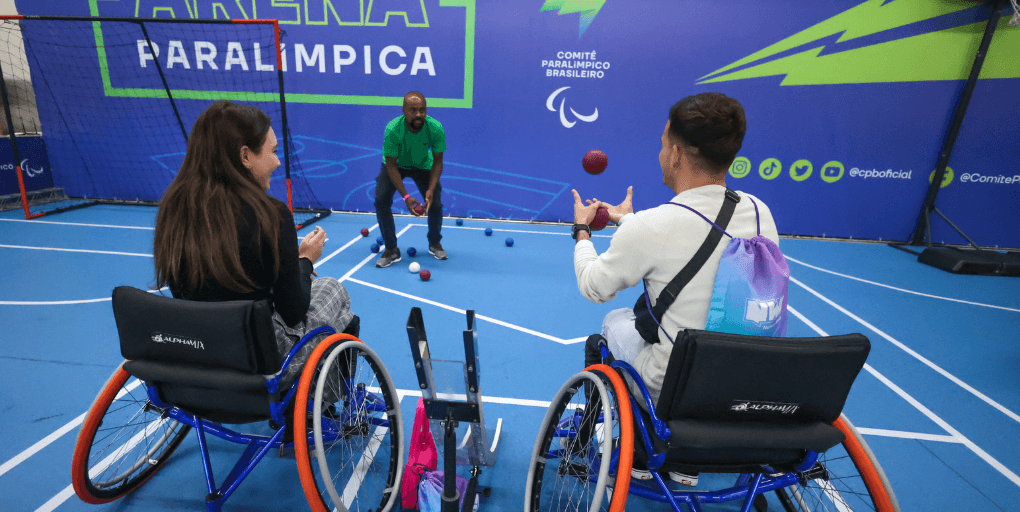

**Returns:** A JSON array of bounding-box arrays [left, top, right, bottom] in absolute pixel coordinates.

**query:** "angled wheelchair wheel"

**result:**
[[71, 362, 190, 504], [776, 414, 900, 512], [525, 366, 633, 512], [295, 335, 404, 512]]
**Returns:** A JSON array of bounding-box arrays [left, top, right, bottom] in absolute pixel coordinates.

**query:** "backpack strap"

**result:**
[[649, 188, 740, 324]]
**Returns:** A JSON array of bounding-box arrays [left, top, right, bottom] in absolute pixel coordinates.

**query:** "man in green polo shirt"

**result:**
[[374, 91, 448, 268]]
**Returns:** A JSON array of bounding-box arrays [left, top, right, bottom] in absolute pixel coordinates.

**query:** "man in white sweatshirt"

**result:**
[[571, 92, 780, 410]]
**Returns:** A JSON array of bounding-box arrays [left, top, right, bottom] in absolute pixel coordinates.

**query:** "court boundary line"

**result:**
[[0, 288, 169, 307], [0, 244, 151, 258], [0, 218, 155, 230], [790, 276, 1020, 426], [346, 277, 581, 345], [786, 255, 1020, 313], [789, 305, 1020, 488], [408, 222, 612, 238]]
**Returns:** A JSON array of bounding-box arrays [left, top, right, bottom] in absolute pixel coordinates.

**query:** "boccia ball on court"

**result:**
[[420, 269, 431, 281], [505, 238, 514, 247], [409, 262, 420, 273], [485, 227, 493, 236], [376, 236, 384, 245], [360, 228, 369, 237], [582, 149, 608, 175], [456, 218, 464, 226], [590, 207, 610, 231], [370, 243, 380, 253], [407, 247, 417, 257]]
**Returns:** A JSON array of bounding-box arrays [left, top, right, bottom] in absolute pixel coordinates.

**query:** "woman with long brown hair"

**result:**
[[153, 100, 354, 382]]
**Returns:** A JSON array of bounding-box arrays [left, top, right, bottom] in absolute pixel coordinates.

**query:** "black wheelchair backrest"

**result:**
[[112, 286, 280, 374], [656, 329, 871, 425]]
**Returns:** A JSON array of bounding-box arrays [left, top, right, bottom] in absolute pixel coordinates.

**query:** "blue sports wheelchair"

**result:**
[[70, 286, 404, 512], [525, 329, 900, 512]]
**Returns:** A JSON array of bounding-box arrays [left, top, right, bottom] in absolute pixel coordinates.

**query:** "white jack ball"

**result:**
[[409, 262, 421, 273]]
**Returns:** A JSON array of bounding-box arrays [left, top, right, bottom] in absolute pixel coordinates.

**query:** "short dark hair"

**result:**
[[668, 92, 746, 173]]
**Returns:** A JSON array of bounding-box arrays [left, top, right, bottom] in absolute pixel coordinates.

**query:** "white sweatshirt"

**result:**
[[574, 184, 779, 404]]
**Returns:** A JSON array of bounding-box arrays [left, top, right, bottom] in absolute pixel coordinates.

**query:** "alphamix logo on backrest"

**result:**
[[151, 332, 206, 350]]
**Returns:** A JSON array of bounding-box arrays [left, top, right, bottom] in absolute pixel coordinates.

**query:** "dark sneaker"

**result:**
[[375, 248, 401, 268], [428, 243, 448, 260]]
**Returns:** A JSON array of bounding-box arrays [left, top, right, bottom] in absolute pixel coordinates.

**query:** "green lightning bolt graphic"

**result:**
[[541, 0, 606, 37], [699, 0, 1019, 86]]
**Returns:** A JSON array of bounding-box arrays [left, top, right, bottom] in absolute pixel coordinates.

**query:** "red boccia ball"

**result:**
[[590, 207, 610, 231], [360, 228, 369, 237], [419, 269, 431, 281], [412, 204, 425, 215], [582, 150, 608, 175]]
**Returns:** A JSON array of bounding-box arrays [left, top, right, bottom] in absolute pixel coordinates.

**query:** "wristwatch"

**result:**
[[571, 223, 591, 240]]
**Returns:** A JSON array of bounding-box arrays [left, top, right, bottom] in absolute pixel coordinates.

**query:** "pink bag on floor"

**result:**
[[401, 398, 438, 509]]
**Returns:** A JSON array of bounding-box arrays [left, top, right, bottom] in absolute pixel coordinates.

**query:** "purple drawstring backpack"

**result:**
[[666, 195, 789, 338]]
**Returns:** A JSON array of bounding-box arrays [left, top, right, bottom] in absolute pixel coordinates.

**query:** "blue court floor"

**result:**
[[1, 204, 1019, 511]]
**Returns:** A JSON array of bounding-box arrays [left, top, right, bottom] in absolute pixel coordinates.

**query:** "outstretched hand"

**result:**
[[572, 189, 601, 225], [603, 186, 633, 224], [583, 186, 633, 224]]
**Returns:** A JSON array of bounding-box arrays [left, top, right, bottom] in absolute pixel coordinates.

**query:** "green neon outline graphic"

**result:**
[[790, 159, 813, 182], [364, 0, 429, 27], [759, 158, 782, 180], [698, 0, 1020, 86], [304, 0, 364, 27], [91, 0, 475, 107], [820, 161, 844, 183], [929, 166, 954, 188], [728, 156, 751, 178]]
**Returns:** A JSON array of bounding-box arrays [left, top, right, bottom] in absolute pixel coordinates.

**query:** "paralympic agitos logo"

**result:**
[[699, 0, 1020, 86]]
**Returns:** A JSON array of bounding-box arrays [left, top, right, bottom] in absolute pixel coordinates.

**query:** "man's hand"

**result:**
[[405, 195, 423, 216], [424, 188, 434, 214], [572, 189, 600, 225], [604, 186, 633, 224]]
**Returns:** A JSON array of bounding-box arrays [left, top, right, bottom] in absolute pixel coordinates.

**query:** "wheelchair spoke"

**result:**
[[73, 366, 191, 504], [301, 340, 402, 512]]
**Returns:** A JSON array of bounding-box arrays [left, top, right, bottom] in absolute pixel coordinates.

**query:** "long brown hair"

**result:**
[[154, 101, 281, 293]]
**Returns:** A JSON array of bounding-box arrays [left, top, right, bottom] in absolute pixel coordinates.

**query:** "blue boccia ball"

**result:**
[[505, 237, 514, 247], [456, 218, 464, 226], [407, 247, 417, 257], [370, 243, 380, 253], [484, 227, 493, 236], [376, 236, 384, 245]]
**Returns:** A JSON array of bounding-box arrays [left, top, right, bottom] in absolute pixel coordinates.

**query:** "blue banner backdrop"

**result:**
[[13, 0, 1020, 247], [0, 136, 53, 196]]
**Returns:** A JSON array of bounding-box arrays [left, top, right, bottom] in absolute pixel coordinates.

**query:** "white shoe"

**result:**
[[630, 468, 653, 480], [668, 471, 698, 486]]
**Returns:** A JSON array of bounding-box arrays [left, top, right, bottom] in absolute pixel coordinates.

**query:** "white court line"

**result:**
[[36, 416, 169, 512], [0, 244, 151, 257], [0, 218, 154, 230], [408, 223, 612, 238], [336, 225, 414, 282], [0, 287, 168, 306], [346, 277, 579, 346], [0, 378, 142, 478], [788, 305, 1020, 488], [855, 428, 962, 443], [790, 276, 1020, 426], [786, 255, 1020, 313], [315, 223, 379, 270]]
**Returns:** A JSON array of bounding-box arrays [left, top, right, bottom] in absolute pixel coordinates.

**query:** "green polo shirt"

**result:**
[[381, 115, 446, 170]]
